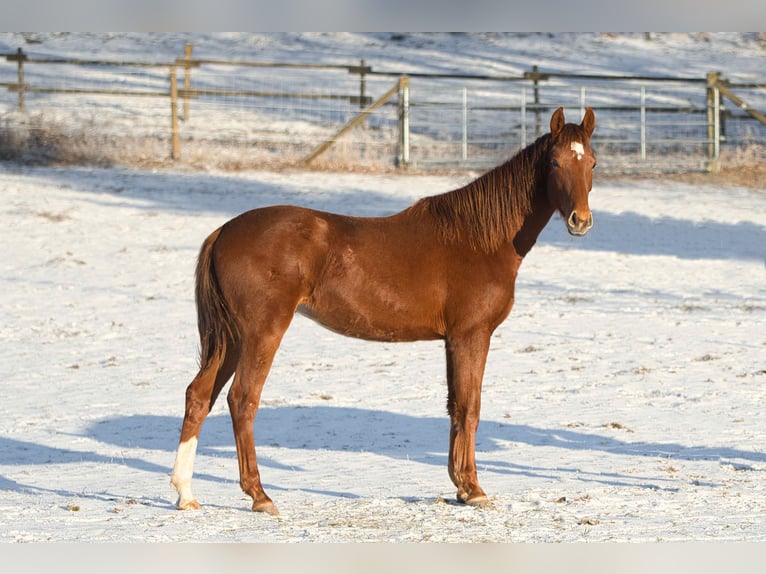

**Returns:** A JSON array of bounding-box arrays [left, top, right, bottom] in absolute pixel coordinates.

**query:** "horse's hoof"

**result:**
[[252, 500, 279, 516], [176, 498, 201, 510], [465, 495, 494, 509]]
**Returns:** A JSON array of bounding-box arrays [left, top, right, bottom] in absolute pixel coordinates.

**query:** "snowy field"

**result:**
[[1, 162, 764, 542], [1, 32, 766, 545]]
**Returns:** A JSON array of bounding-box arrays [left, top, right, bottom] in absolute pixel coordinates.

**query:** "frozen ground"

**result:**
[[1, 163, 764, 542]]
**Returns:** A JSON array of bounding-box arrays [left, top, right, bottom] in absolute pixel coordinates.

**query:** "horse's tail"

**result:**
[[195, 227, 238, 371]]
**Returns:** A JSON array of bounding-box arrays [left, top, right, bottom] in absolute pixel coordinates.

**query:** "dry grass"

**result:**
[[665, 165, 766, 189], [0, 113, 167, 167], [604, 161, 766, 189], [1, 114, 765, 188]]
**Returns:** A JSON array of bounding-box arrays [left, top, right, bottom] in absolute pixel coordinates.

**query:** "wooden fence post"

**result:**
[[12, 48, 27, 112], [183, 43, 192, 121], [359, 59, 367, 112], [524, 66, 549, 138], [358, 58, 367, 130], [348, 59, 372, 108], [170, 66, 180, 160]]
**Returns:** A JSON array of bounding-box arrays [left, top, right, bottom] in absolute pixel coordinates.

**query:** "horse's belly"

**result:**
[[296, 301, 443, 343]]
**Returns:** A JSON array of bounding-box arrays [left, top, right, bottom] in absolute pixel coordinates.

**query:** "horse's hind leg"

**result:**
[[170, 351, 237, 510], [227, 317, 291, 515]]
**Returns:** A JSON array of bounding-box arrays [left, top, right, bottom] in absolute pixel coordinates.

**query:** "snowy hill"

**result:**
[[1, 33, 765, 80], [1, 33, 765, 172]]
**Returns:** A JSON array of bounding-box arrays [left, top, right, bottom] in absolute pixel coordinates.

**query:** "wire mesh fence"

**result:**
[[402, 74, 766, 173], [1, 46, 765, 173]]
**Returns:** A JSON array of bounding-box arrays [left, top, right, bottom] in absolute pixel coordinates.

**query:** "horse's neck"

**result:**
[[511, 184, 555, 258], [502, 137, 554, 257]]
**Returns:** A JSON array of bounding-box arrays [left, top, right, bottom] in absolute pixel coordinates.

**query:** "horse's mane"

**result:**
[[409, 134, 552, 253]]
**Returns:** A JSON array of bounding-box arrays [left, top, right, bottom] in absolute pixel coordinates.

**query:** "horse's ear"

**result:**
[[550, 107, 565, 138], [581, 107, 595, 138]]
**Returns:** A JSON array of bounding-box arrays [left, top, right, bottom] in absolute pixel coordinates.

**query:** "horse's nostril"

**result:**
[[567, 210, 592, 235], [568, 211, 593, 231]]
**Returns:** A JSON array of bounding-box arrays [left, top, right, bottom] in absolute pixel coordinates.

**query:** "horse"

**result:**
[[170, 106, 596, 515]]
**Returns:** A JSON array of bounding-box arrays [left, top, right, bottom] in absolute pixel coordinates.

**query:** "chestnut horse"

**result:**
[[171, 107, 596, 515]]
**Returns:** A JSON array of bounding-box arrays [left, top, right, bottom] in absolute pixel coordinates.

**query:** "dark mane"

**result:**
[[409, 134, 552, 253]]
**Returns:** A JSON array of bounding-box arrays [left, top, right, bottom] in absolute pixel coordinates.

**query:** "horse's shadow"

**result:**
[[541, 208, 766, 262], [80, 406, 765, 459], [85, 406, 766, 485], [3, 406, 764, 501]]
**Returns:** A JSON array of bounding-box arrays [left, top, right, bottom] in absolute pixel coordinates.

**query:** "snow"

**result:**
[[1, 33, 766, 543], [2, 33, 766, 174], [3, 33, 765, 80], [1, 162, 764, 542]]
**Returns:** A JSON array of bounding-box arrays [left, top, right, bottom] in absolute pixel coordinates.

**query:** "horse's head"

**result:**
[[546, 107, 596, 236]]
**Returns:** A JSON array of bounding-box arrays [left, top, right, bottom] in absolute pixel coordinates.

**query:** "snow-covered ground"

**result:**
[[1, 162, 764, 542], [1, 33, 765, 543]]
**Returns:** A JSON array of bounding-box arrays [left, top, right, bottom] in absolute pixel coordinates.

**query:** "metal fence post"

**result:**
[[461, 87, 468, 161], [640, 86, 647, 161], [170, 66, 180, 160], [397, 75, 410, 167], [706, 72, 720, 167], [532, 65, 541, 137]]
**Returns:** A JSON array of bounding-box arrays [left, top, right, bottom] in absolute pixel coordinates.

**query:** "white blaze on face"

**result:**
[[571, 141, 585, 160]]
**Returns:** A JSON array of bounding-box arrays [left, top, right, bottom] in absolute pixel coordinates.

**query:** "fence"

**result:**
[[2, 44, 765, 173]]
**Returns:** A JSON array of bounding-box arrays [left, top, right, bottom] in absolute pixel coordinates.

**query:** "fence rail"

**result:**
[[2, 44, 765, 173]]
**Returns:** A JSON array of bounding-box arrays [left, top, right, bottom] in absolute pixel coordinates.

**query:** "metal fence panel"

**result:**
[[2, 48, 765, 173]]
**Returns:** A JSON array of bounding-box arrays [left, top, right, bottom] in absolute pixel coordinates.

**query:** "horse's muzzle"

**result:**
[[566, 210, 593, 236]]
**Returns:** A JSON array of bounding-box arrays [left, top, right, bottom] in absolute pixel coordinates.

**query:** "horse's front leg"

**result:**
[[445, 330, 493, 508], [227, 341, 281, 516]]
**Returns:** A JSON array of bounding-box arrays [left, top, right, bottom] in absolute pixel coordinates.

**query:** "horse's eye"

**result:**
[[551, 159, 560, 168], [592, 161, 597, 170]]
